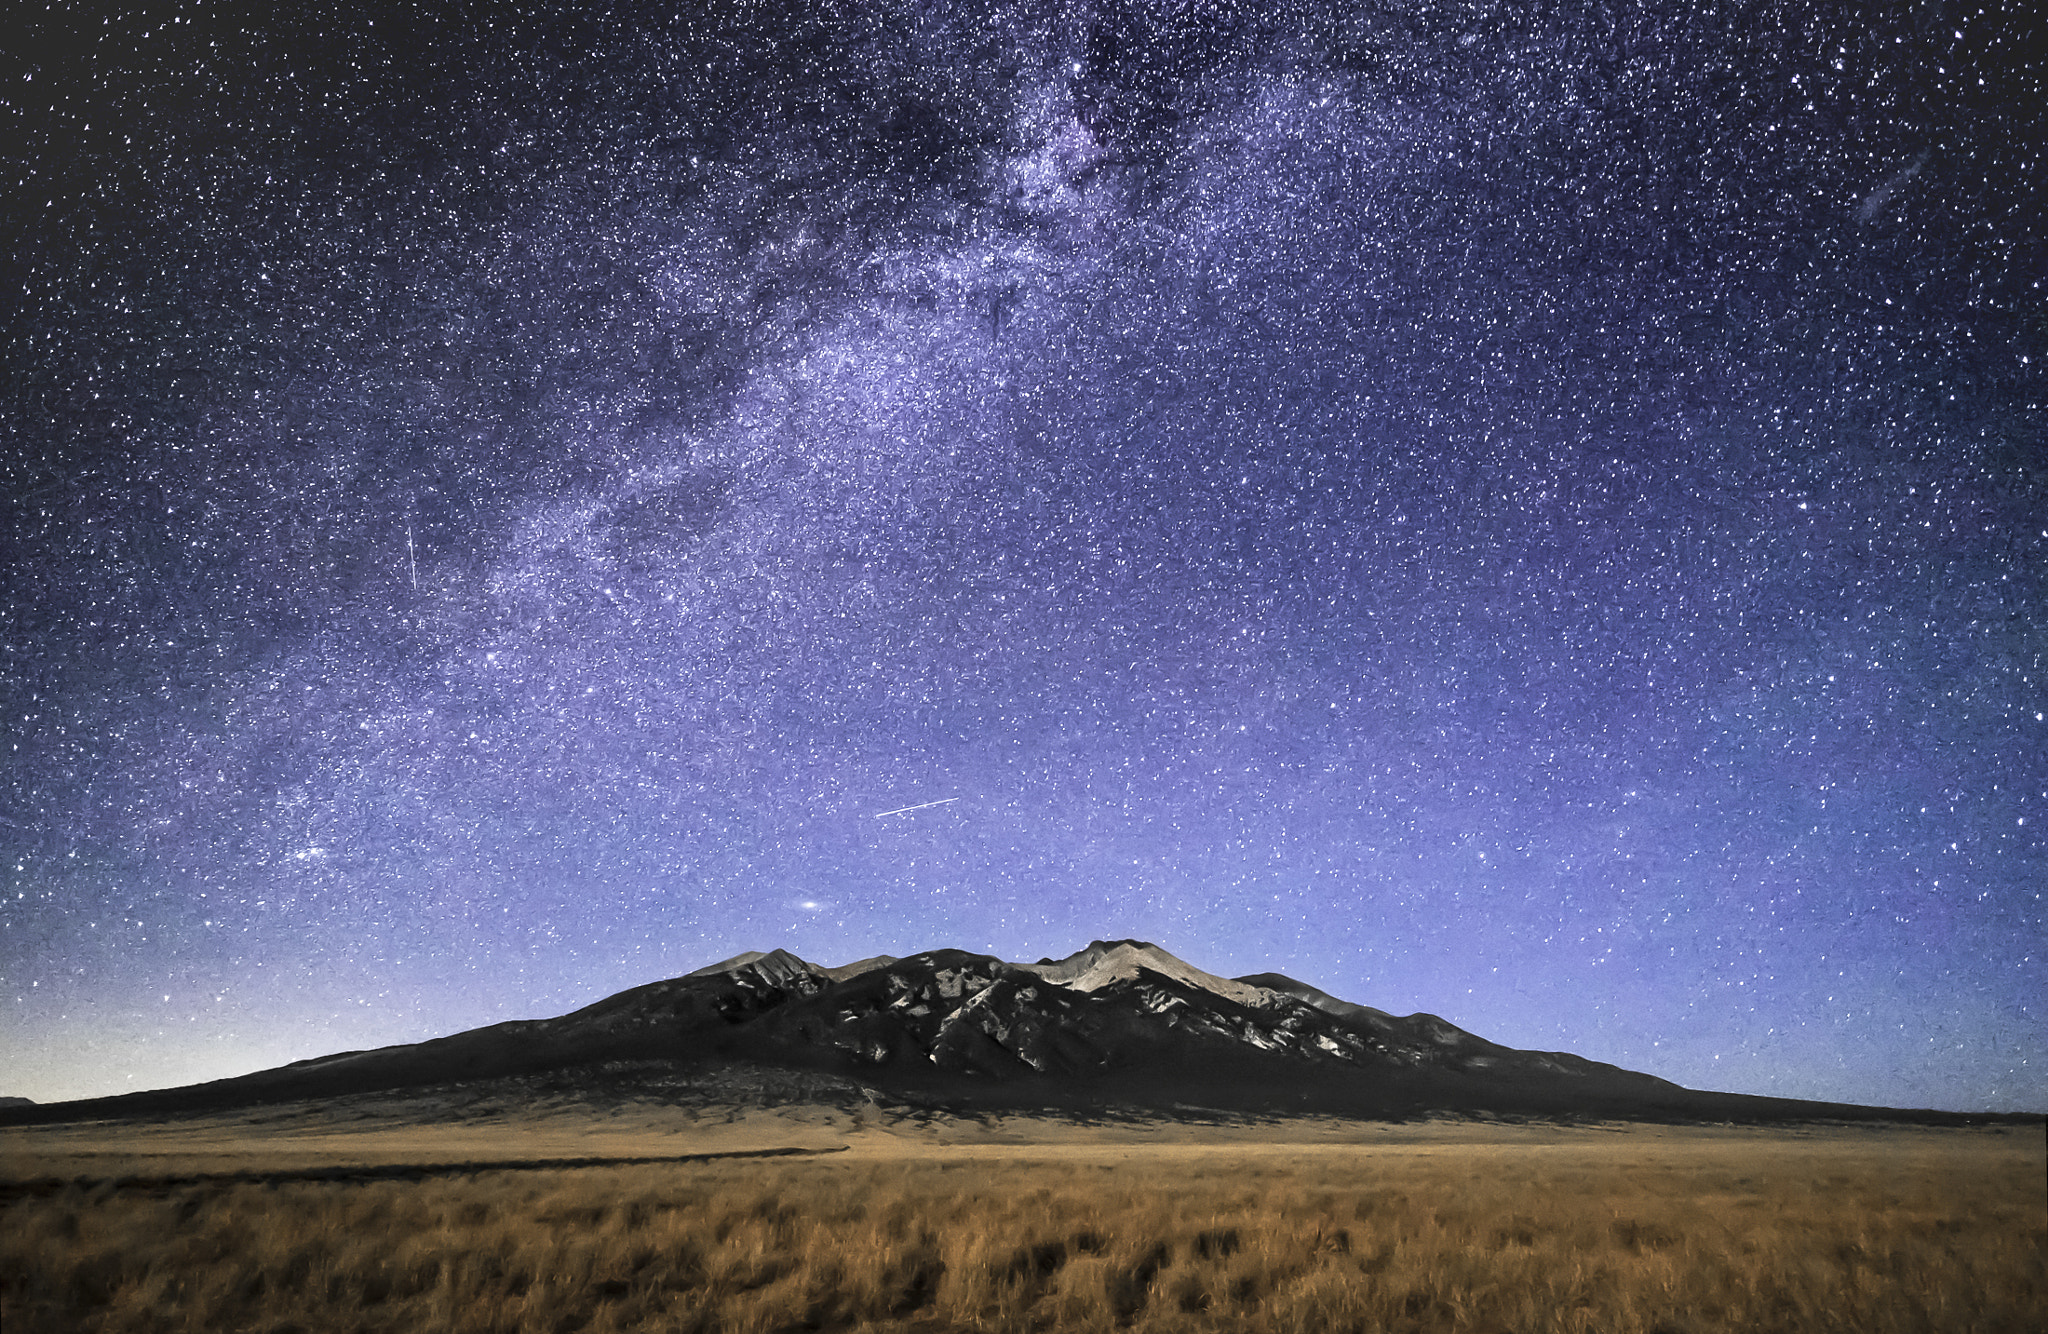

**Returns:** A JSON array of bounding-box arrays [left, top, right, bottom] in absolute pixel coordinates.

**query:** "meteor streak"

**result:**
[[873, 797, 959, 819]]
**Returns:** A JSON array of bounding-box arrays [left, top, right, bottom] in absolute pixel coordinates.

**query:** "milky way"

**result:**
[[5, 1, 2042, 1110]]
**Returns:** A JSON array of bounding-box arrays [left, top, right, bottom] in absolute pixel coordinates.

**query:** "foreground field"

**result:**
[[2, 1109, 2040, 1333]]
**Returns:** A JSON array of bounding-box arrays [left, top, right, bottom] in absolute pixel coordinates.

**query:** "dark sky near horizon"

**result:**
[[3, 1, 2042, 1111]]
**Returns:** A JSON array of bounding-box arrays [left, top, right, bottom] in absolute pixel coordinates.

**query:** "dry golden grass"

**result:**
[[2, 1121, 2040, 1333]]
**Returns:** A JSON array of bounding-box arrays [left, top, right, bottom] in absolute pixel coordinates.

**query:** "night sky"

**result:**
[[5, 1, 2042, 1112]]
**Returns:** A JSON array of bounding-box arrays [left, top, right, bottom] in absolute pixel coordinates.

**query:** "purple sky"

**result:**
[[5, 1, 2041, 1111]]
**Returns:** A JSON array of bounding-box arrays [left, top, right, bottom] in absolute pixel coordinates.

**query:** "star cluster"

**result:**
[[4, 1, 2042, 1110]]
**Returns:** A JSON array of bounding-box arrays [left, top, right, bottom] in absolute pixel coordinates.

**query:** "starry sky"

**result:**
[[4, 1, 2042, 1112]]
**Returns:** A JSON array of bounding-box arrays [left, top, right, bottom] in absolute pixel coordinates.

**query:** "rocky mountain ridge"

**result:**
[[0, 941, 2018, 1127]]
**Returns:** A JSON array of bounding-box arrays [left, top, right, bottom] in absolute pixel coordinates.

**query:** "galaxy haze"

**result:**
[[4, 1, 2042, 1111]]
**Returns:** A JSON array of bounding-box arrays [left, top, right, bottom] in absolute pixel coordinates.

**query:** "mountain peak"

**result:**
[[1023, 940, 1274, 1008], [683, 947, 820, 988], [821, 954, 898, 982]]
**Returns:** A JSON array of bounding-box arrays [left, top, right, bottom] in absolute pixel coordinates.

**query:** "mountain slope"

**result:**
[[0, 942, 2017, 1127]]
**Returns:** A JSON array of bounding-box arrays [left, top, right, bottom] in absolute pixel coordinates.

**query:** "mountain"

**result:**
[[0, 941, 2016, 1127]]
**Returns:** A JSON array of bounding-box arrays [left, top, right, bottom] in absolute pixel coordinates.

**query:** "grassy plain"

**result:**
[[2, 1099, 2040, 1333]]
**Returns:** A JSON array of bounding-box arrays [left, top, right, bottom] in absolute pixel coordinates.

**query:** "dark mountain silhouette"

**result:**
[[0, 942, 2023, 1127]]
